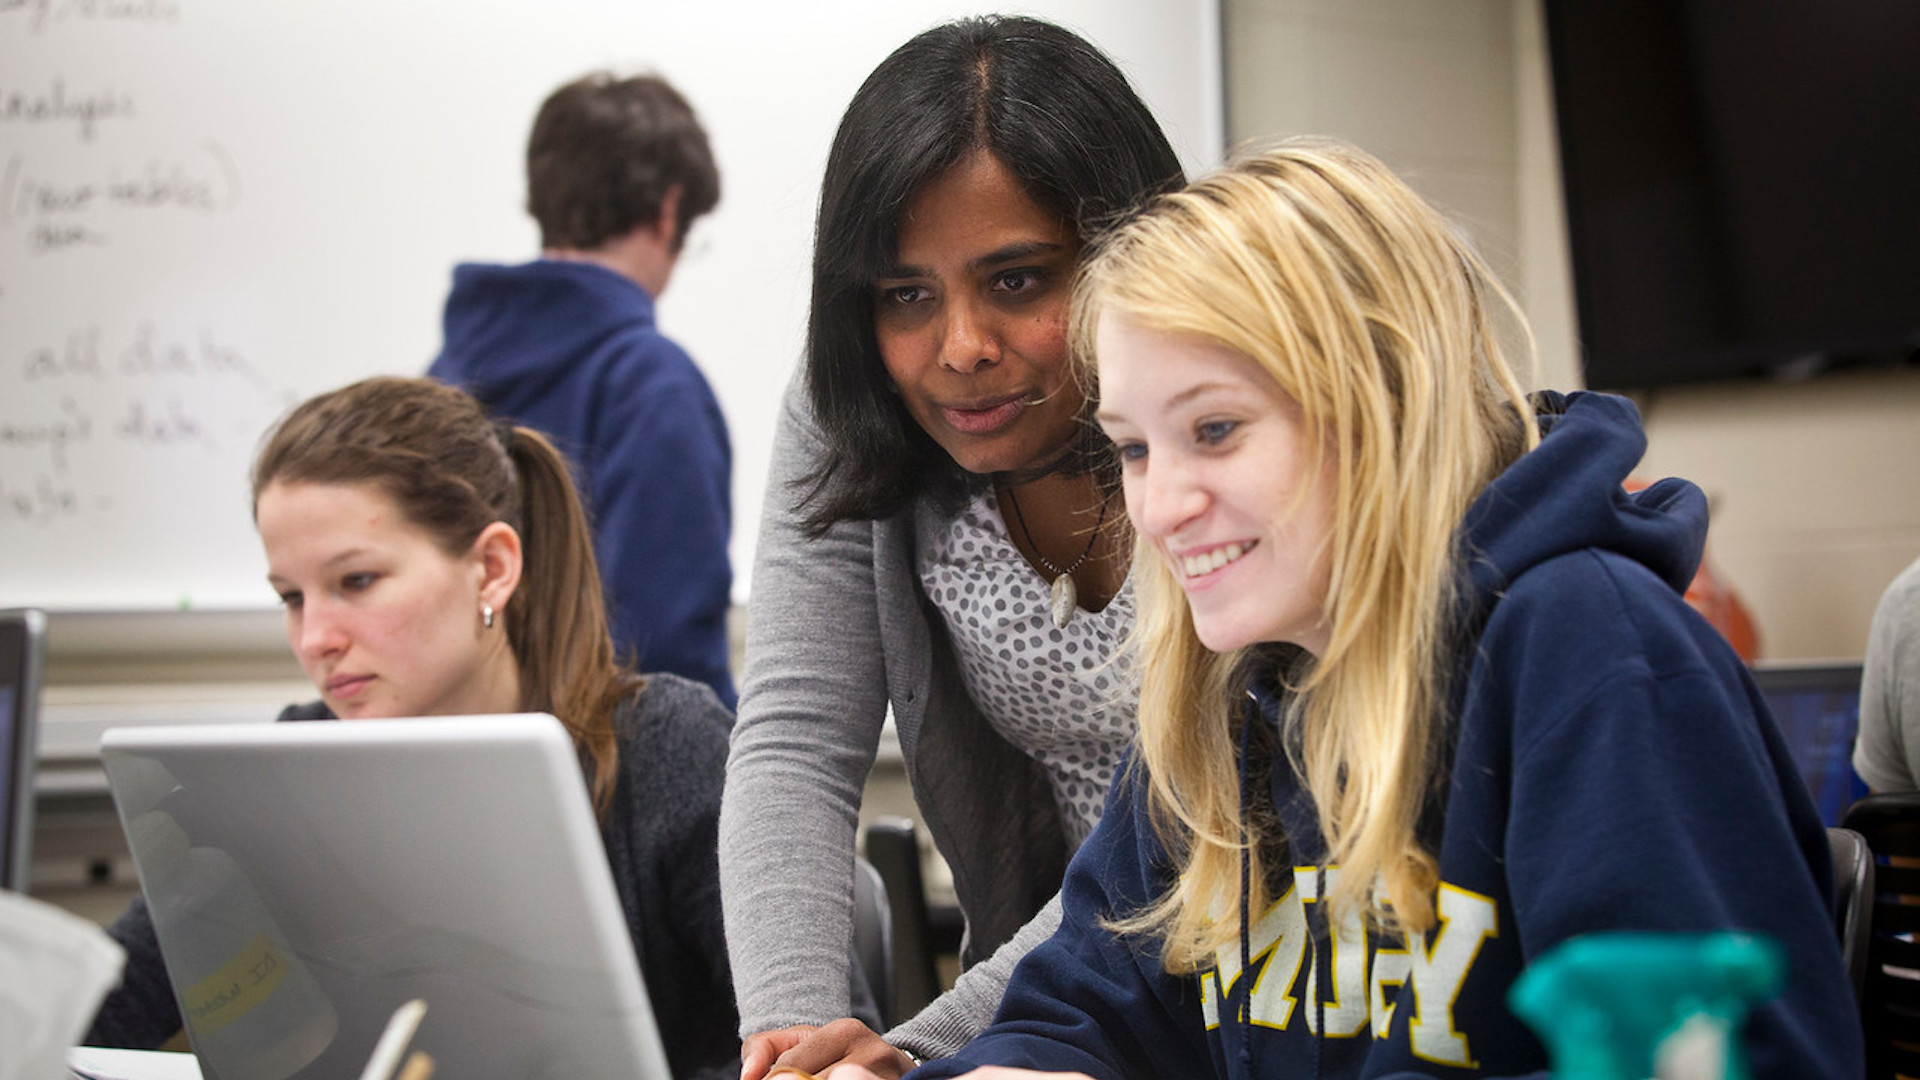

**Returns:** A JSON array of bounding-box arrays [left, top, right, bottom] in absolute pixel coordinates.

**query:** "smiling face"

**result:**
[[1096, 314, 1338, 656], [256, 480, 522, 720], [873, 150, 1085, 476]]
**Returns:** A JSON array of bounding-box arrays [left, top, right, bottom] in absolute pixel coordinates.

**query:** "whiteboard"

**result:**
[[0, 0, 1222, 612]]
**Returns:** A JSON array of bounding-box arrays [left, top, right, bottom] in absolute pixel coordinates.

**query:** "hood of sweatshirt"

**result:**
[[1458, 390, 1704, 618], [1233, 390, 1708, 1078], [431, 259, 658, 408]]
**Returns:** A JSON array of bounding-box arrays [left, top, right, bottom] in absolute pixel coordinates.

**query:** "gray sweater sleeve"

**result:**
[[1855, 555, 1920, 793], [722, 379, 1079, 1058], [884, 894, 1063, 1060], [720, 381, 892, 1035]]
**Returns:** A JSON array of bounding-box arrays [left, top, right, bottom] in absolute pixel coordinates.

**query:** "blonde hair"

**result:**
[[1074, 140, 1538, 970]]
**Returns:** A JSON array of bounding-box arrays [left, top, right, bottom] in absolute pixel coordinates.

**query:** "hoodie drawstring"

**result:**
[[1238, 691, 1256, 1080], [1242, 681, 1327, 1080], [1313, 866, 1327, 1080]]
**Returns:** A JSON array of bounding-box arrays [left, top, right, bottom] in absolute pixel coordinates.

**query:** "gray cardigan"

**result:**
[[719, 382, 1075, 1059]]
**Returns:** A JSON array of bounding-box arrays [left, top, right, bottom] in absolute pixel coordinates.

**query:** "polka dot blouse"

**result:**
[[916, 490, 1138, 845]]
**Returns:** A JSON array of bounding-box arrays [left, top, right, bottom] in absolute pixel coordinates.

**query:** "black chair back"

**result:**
[[863, 817, 943, 1026], [1829, 826, 1875, 1002], [851, 856, 894, 1029], [1842, 793, 1920, 1080]]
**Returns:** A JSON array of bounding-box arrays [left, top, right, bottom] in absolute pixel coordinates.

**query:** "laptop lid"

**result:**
[[101, 713, 670, 1080], [1751, 661, 1869, 826], [0, 609, 47, 892]]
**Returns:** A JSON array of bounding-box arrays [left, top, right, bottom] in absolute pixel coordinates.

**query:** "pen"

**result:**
[[358, 998, 428, 1080]]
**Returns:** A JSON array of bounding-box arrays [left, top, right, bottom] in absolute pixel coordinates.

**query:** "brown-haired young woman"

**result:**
[[85, 376, 740, 1080]]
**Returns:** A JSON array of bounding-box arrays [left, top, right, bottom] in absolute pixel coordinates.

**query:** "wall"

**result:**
[[1224, 0, 1544, 381], [1632, 372, 1920, 661], [1222, 0, 1920, 661]]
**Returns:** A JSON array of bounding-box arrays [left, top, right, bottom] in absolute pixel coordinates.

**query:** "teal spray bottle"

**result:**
[[1508, 932, 1784, 1080]]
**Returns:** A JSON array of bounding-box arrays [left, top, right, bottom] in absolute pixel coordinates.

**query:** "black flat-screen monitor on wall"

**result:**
[[1544, 0, 1920, 391]]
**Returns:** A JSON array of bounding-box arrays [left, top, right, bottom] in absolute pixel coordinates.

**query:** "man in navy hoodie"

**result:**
[[430, 72, 735, 707]]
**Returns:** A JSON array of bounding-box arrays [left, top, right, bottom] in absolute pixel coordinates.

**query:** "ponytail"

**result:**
[[502, 426, 640, 817]]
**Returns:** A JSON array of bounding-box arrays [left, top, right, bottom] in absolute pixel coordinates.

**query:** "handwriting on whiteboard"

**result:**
[[0, 79, 137, 142], [0, 0, 183, 35], [1, 322, 288, 526], [2, 141, 240, 254]]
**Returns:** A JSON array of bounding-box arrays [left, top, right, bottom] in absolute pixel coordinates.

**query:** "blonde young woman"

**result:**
[[886, 143, 1859, 1078]]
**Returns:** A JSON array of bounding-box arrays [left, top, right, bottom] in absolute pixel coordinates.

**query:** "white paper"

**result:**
[[66, 1048, 202, 1080], [0, 890, 126, 1080]]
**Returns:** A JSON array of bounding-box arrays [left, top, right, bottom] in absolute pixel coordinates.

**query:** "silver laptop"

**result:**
[[100, 713, 671, 1080]]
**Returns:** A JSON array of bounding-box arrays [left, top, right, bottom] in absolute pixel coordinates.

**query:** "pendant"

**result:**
[[1050, 573, 1078, 629]]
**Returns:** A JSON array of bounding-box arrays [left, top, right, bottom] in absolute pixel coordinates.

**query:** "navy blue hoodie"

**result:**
[[915, 392, 1860, 1079], [429, 260, 735, 707]]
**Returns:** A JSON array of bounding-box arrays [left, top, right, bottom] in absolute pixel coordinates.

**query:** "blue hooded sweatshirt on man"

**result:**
[[430, 259, 735, 708], [913, 392, 1860, 1080]]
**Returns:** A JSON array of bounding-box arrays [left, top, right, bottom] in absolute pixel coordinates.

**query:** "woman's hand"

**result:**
[[741, 1018, 916, 1080]]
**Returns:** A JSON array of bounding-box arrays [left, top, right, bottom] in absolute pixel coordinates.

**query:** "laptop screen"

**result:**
[[102, 714, 673, 1080], [1751, 661, 1869, 827], [0, 610, 47, 892]]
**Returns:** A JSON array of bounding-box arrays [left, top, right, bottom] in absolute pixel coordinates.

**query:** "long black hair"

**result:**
[[799, 14, 1185, 536]]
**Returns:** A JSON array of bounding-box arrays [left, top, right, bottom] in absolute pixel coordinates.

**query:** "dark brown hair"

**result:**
[[799, 15, 1184, 534], [527, 71, 720, 252], [251, 376, 639, 816]]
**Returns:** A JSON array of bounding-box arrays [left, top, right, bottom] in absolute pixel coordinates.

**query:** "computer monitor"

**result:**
[[1751, 661, 1869, 827], [0, 609, 47, 891]]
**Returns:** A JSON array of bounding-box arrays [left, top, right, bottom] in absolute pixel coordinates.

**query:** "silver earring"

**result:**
[[482, 603, 495, 629]]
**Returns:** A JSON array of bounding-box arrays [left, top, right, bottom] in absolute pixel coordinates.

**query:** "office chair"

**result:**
[[851, 856, 894, 1029], [1841, 793, 1920, 1080], [862, 817, 957, 1025], [1828, 826, 1874, 1003]]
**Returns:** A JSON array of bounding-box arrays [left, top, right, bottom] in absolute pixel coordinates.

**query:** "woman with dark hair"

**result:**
[[86, 377, 741, 1080], [718, 15, 1184, 1079]]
